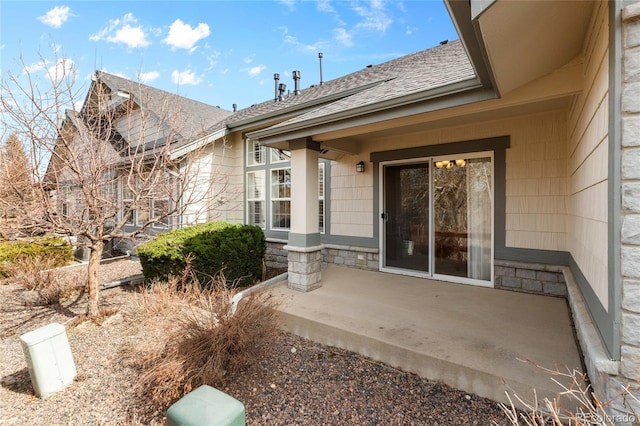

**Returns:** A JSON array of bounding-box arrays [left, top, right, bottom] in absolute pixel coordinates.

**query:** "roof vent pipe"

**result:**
[[292, 70, 301, 95], [274, 73, 280, 102], [232, 103, 237, 112], [278, 83, 287, 101], [318, 52, 323, 85]]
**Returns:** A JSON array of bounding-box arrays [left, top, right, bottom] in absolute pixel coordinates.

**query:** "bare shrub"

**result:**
[[135, 276, 201, 318], [3, 255, 81, 305], [498, 364, 640, 425], [130, 278, 279, 410]]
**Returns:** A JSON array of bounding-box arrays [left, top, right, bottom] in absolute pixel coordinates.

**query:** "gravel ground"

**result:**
[[0, 259, 511, 425]]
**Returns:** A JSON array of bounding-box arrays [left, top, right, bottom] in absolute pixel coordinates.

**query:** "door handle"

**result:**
[[381, 213, 387, 220]]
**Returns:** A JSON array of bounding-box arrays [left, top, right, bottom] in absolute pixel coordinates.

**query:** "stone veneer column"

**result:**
[[285, 139, 322, 292], [619, 1, 640, 418], [287, 248, 323, 292]]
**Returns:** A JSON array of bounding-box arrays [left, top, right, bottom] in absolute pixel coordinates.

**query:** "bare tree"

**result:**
[[0, 53, 234, 317], [0, 133, 37, 231]]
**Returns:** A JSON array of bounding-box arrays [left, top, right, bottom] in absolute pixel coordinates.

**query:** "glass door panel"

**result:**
[[433, 157, 492, 281], [383, 163, 430, 272]]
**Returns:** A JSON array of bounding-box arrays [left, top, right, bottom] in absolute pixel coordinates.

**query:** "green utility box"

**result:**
[[166, 385, 245, 426]]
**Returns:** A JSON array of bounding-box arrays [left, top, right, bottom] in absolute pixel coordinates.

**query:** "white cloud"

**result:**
[[247, 65, 266, 77], [205, 52, 221, 71], [171, 69, 201, 85], [279, 0, 295, 8], [111, 24, 150, 48], [22, 58, 75, 81], [352, 1, 392, 32], [316, 0, 335, 13], [90, 13, 151, 48], [38, 6, 73, 28], [333, 28, 353, 47], [163, 19, 210, 51], [138, 71, 160, 83], [24, 61, 46, 74], [46, 58, 75, 81], [283, 34, 328, 53], [243, 57, 253, 64]]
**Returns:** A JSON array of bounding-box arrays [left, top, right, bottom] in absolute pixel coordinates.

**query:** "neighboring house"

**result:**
[[47, 70, 236, 253], [51, 0, 640, 418]]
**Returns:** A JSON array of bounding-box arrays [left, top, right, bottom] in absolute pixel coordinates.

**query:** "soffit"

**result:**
[[477, 0, 595, 95], [311, 96, 571, 146]]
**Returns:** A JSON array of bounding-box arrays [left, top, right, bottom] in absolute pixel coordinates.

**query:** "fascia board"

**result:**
[[248, 78, 486, 144], [227, 81, 385, 131], [255, 86, 496, 146], [169, 127, 228, 160], [445, 0, 497, 91]]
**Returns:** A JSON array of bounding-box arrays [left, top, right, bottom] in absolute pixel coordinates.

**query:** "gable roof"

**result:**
[[261, 41, 474, 130], [93, 71, 233, 151], [169, 38, 487, 159], [244, 40, 484, 145]]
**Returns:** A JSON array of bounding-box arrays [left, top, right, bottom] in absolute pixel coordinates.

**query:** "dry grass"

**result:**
[[127, 276, 279, 411], [2, 255, 82, 305], [498, 364, 640, 425]]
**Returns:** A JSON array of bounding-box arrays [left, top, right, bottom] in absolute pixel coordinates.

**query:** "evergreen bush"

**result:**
[[0, 237, 74, 277], [137, 222, 266, 287]]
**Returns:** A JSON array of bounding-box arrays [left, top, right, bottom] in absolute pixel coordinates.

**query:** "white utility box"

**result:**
[[19, 322, 77, 399]]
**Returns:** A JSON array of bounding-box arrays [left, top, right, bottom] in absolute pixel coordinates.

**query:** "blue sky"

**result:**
[[1, 1, 458, 112]]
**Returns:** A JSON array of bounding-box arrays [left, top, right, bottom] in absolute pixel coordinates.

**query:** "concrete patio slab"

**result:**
[[271, 265, 584, 411]]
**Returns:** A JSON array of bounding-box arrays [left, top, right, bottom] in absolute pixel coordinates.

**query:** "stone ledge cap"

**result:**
[[323, 243, 379, 254], [623, 2, 640, 22], [284, 244, 324, 253], [564, 267, 620, 376]]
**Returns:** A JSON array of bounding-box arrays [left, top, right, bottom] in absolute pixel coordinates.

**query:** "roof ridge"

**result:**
[[95, 71, 233, 113]]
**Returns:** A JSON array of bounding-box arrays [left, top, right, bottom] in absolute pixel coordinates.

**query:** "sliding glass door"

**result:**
[[383, 162, 430, 272], [381, 153, 493, 286]]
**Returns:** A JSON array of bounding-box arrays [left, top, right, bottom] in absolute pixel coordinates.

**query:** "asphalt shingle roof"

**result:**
[[227, 40, 474, 135], [96, 71, 233, 144], [260, 40, 475, 132], [90, 41, 474, 153]]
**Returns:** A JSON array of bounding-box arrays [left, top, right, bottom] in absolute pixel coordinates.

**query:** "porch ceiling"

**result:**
[[475, 0, 596, 96], [312, 94, 571, 145]]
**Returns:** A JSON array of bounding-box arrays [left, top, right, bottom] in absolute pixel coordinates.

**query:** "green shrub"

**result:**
[[0, 237, 74, 277], [137, 222, 266, 287]]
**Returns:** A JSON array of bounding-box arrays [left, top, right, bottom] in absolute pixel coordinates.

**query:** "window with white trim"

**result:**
[[246, 170, 266, 228], [271, 168, 291, 229], [136, 201, 150, 226], [246, 139, 265, 166], [270, 148, 291, 163], [245, 139, 327, 233], [60, 186, 71, 217], [121, 178, 135, 225], [151, 198, 169, 228]]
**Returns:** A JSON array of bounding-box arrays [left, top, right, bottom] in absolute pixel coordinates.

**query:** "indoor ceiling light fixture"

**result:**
[[435, 159, 466, 169]]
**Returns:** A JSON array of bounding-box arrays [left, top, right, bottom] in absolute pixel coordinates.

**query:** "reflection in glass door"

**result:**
[[433, 157, 492, 281], [383, 163, 430, 272], [381, 154, 493, 285]]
